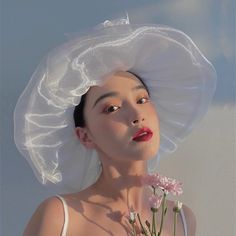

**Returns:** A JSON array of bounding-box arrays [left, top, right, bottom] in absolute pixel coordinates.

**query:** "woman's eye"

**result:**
[[104, 105, 120, 113], [137, 97, 149, 104]]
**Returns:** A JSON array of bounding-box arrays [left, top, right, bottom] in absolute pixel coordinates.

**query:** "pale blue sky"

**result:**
[[1, 0, 235, 235]]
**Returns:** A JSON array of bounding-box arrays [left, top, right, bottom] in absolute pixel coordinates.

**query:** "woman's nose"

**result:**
[[128, 106, 145, 125], [132, 117, 145, 125]]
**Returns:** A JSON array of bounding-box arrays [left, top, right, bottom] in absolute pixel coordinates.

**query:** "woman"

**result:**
[[14, 17, 216, 236]]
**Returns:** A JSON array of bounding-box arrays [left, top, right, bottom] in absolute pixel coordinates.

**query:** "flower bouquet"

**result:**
[[127, 173, 183, 236]]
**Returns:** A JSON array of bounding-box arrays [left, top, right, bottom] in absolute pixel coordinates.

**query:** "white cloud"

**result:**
[[125, 0, 235, 62]]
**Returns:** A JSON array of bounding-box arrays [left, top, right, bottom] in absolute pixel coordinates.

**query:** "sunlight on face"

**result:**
[[81, 71, 160, 163]]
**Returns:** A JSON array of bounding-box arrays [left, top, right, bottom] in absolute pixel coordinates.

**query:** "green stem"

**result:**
[[173, 212, 177, 236], [137, 213, 148, 236], [158, 192, 167, 235], [146, 222, 152, 235], [151, 209, 157, 235], [132, 222, 137, 236]]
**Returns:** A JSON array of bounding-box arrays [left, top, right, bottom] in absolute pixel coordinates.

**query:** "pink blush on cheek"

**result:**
[[99, 121, 127, 139]]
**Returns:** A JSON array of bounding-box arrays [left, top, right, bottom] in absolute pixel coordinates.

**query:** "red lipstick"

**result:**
[[132, 127, 153, 142]]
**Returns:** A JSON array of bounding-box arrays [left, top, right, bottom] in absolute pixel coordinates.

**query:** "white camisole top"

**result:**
[[55, 195, 188, 236]]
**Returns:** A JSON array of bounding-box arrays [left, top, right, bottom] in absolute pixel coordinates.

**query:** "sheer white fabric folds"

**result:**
[[14, 17, 217, 192]]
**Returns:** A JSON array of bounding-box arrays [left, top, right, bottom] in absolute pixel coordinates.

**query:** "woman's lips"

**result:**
[[132, 127, 153, 142]]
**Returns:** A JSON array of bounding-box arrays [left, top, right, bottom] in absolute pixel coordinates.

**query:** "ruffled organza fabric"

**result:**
[[14, 17, 217, 192]]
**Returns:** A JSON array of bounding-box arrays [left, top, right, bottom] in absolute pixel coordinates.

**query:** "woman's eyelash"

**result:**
[[137, 97, 150, 104], [103, 96, 150, 114], [103, 105, 120, 113]]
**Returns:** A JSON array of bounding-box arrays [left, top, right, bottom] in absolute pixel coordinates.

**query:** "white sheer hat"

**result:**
[[14, 16, 217, 193]]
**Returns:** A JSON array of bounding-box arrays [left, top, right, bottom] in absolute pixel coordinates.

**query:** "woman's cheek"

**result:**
[[150, 105, 159, 121], [101, 121, 118, 133], [102, 121, 125, 138]]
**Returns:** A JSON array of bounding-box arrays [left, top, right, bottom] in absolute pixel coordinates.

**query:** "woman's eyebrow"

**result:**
[[92, 84, 147, 108]]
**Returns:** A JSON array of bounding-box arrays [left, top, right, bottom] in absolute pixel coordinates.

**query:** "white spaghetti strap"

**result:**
[[55, 195, 69, 236], [180, 207, 188, 236]]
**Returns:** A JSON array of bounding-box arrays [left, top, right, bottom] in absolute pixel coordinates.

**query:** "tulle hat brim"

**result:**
[[14, 19, 217, 192]]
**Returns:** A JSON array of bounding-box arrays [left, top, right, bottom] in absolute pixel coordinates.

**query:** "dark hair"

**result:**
[[73, 71, 149, 128], [73, 93, 87, 127]]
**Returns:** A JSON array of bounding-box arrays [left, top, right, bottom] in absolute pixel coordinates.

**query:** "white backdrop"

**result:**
[[158, 105, 236, 236]]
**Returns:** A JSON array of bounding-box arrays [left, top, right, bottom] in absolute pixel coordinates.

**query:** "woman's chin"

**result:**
[[132, 143, 159, 158], [129, 148, 159, 161]]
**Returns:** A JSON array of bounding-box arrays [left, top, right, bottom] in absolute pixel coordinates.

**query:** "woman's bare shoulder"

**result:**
[[165, 200, 196, 236], [23, 196, 65, 236]]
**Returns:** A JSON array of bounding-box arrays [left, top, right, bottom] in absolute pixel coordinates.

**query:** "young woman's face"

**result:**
[[77, 71, 160, 163]]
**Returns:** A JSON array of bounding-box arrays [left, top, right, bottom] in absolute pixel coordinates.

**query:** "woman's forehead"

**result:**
[[88, 71, 143, 96]]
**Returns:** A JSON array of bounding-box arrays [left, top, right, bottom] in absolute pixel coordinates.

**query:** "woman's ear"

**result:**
[[75, 127, 95, 149]]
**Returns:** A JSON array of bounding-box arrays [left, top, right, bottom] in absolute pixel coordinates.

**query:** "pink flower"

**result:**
[[148, 194, 163, 209], [141, 173, 162, 187], [142, 173, 183, 196], [125, 207, 136, 223], [162, 178, 183, 196], [173, 201, 183, 213]]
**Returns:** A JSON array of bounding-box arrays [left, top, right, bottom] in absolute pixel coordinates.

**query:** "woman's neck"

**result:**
[[92, 160, 151, 213]]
